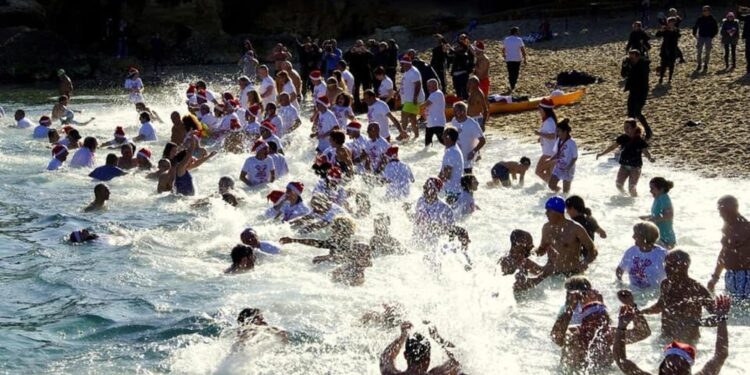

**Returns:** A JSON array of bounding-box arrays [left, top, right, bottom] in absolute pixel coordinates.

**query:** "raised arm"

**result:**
[[426, 325, 460, 375], [380, 322, 411, 375], [550, 292, 576, 347], [613, 306, 652, 375], [697, 295, 730, 375]]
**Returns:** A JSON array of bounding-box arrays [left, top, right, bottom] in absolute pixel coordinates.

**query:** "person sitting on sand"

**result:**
[[47, 145, 69, 171], [225, 245, 256, 274], [616, 222, 668, 290], [69, 136, 97, 168], [640, 177, 676, 249], [536, 196, 597, 276], [288, 193, 347, 234], [234, 308, 288, 349], [614, 295, 730, 375], [551, 291, 651, 374], [117, 143, 138, 170], [596, 118, 654, 196], [548, 119, 578, 194], [488, 157, 531, 188], [69, 229, 98, 243], [379, 321, 461, 375], [565, 195, 607, 241], [369, 213, 404, 257], [708, 195, 750, 299], [89, 153, 127, 181], [281, 216, 371, 286], [240, 227, 281, 255], [641, 250, 715, 344], [84, 183, 110, 212]]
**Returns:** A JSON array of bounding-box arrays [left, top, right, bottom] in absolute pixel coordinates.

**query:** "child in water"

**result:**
[[640, 177, 676, 249]]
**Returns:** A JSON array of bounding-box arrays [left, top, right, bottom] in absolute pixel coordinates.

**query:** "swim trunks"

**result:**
[[479, 77, 490, 96], [726, 270, 750, 299], [491, 163, 510, 182], [401, 101, 419, 115]]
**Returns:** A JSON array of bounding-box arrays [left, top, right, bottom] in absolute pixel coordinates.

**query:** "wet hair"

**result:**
[[650, 177, 674, 193], [329, 130, 346, 146], [82, 137, 98, 150], [564, 275, 591, 292], [556, 118, 572, 132], [443, 127, 459, 143], [195, 81, 207, 89], [47, 129, 59, 142], [105, 153, 118, 165], [404, 333, 431, 364], [15, 109, 25, 117], [162, 142, 178, 160], [460, 174, 478, 191], [94, 183, 108, 197], [520, 157, 531, 166], [222, 193, 239, 207], [541, 107, 558, 124], [668, 249, 691, 267], [374, 66, 385, 76], [219, 176, 235, 189], [68, 129, 82, 141], [565, 195, 591, 216], [140, 112, 151, 122], [266, 102, 277, 111], [231, 245, 255, 268], [633, 222, 660, 244], [237, 307, 261, 324], [510, 229, 533, 257], [182, 115, 200, 131], [121, 142, 135, 155]]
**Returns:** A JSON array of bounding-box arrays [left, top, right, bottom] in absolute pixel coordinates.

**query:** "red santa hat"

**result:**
[[426, 177, 444, 191], [252, 140, 268, 152], [52, 144, 68, 157], [399, 55, 412, 65], [327, 166, 343, 181], [315, 96, 330, 107], [248, 104, 261, 116], [314, 154, 329, 166], [137, 148, 151, 160], [385, 145, 399, 159], [309, 70, 322, 80], [286, 181, 304, 195], [474, 40, 485, 51], [114, 126, 126, 137], [346, 121, 362, 132], [260, 120, 276, 134], [539, 97, 555, 109], [266, 190, 286, 203], [39, 116, 52, 126], [230, 118, 241, 130]]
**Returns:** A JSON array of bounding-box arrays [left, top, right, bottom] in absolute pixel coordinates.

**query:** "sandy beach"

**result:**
[[418, 12, 750, 178]]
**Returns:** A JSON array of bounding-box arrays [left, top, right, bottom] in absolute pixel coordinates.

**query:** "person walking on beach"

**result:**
[[720, 12, 740, 70], [708, 195, 750, 299], [656, 17, 681, 84], [624, 49, 652, 139], [625, 21, 651, 56], [693, 5, 719, 73], [502, 27, 527, 93]]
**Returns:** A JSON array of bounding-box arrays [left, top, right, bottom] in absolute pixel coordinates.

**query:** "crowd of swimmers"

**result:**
[[6, 6, 750, 373]]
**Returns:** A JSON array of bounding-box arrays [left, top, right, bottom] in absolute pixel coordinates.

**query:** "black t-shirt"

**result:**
[[616, 134, 649, 167]]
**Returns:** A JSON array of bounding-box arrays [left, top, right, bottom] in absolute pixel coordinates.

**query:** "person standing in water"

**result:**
[[708, 195, 750, 299], [537, 196, 597, 276], [423, 79, 446, 147], [596, 118, 654, 196], [534, 98, 557, 183], [438, 128, 464, 200], [84, 184, 110, 212], [449, 101, 484, 174], [124, 67, 144, 105], [565, 195, 607, 241], [172, 138, 198, 196], [57, 69, 73, 98], [640, 177, 676, 249], [616, 222, 668, 289], [548, 119, 578, 194], [47, 145, 68, 171]]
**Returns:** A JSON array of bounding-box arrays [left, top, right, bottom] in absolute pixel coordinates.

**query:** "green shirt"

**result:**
[[651, 193, 676, 245]]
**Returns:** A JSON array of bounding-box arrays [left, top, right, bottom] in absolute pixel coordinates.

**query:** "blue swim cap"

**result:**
[[545, 196, 566, 213]]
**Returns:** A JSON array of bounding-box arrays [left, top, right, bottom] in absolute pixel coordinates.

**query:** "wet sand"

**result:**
[[420, 13, 750, 178]]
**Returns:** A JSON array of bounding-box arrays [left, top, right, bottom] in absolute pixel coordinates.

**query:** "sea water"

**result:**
[[0, 81, 748, 374]]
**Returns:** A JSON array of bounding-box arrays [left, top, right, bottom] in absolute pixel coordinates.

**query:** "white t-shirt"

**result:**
[[124, 78, 145, 103], [400, 66, 425, 104], [316, 110, 339, 151], [270, 153, 288, 178], [33, 125, 49, 139], [199, 112, 219, 131], [313, 82, 327, 99], [332, 104, 354, 128], [555, 138, 578, 170], [426, 90, 446, 128], [341, 70, 355, 94], [218, 113, 240, 133], [452, 191, 476, 219], [264, 134, 283, 152], [239, 85, 252, 109], [138, 121, 157, 141], [451, 117, 483, 168], [366, 137, 390, 172], [441, 145, 464, 194], [241, 156, 275, 185], [503, 36, 525, 62], [280, 200, 311, 222], [413, 197, 455, 240], [367, 99, 392, 139], [69, 147, 95, 168], [17, 117, 33, 128], [258, 241, 282, 255], [618, 245, 668, 289], [382, 160, 414, 199], [539, 117, 558, 156], [347, 136, 369, 173], [266, 114, 283, 137], [278, 105, 299, 135], [244, 120, 261, 136], [378, 76, 394, 99], [259, 76, 277, 107], [47, 158, 63, 171]]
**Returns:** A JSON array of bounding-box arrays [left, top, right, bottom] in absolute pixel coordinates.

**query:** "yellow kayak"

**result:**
[[442, 89, 586, 119]]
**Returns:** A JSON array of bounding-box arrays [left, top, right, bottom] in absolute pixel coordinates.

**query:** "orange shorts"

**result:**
[[479, 77, 490, 96]]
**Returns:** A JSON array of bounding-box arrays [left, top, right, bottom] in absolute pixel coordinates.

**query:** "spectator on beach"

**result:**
[[625, 21, 651, 57], [430, 34, 451, 91], [344, 40, 374, 112], [502, 27, 527, 94], [450, 33, 474, 99], [624, 49, 652, 139], [655, 17, 681, 84], [692, 5, 719, 73], [296, 37, 322, 98], [720, 12, 740, 70]]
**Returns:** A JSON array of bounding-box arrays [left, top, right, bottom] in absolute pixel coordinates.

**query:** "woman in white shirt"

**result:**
[[124, 67, 145, 104], [534, 98, 558, 182]]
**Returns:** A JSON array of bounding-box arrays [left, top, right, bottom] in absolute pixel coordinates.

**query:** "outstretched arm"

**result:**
[[279, 237, 324, 248], [380, 322, 411, 375], [596, 142, 619, 159]]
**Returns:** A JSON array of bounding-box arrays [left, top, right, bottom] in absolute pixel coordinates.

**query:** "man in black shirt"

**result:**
[[296, 37, 322, 98], [430, 34, 451, 90], [624, 49, 652, 139], [692, 5, 719, 72], [344, 40, 375, 112], [625, 21, 651, 56], [449, 33, 474, 99]]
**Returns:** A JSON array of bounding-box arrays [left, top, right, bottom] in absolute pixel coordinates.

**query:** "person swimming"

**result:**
[[225, 245, 256, 274], [69, 229, 98, 243], [84, 184, 110, 212]]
